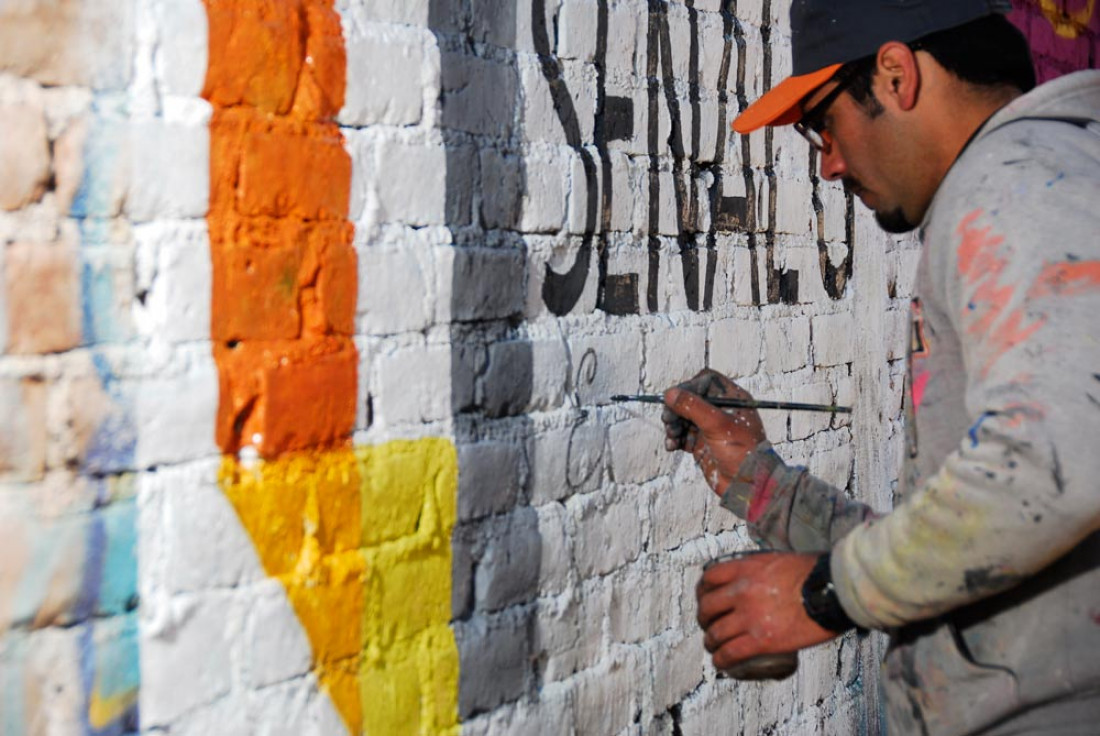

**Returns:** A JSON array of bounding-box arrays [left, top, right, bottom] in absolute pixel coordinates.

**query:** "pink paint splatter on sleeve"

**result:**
[[747, 475, 777, 525], [912, 371, 931, 414]]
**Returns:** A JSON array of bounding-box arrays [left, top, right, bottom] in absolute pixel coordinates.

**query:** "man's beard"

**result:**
[[844, 177, 918, 234], [875, 208, 918, 234]]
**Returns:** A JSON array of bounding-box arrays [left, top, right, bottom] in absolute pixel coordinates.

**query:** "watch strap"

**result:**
[[801, 552, 857, 634]]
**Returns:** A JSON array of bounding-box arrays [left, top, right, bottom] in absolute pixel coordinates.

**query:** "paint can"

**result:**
[[702, 549, 799, 681]]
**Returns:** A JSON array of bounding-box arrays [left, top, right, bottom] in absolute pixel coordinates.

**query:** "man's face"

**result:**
[[799, 77, 920, 234]]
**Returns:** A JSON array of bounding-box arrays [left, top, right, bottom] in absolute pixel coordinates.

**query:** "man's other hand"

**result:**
[[697, 552, 837, 671], [662, 369, 767, 497]]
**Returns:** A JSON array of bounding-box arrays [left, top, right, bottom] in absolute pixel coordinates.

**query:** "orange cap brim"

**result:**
[[732, 63, 843, 134]]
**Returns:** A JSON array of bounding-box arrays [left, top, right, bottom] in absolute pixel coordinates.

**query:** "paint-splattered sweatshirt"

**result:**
[[725, 70, 1100, 734]]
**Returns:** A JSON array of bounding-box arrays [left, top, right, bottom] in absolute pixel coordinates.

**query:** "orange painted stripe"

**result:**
[[202, 1, 362, 730], [203, 0, 356, 459]]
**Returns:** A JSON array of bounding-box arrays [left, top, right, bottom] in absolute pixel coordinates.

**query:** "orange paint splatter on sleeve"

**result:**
[[955, 210, 1045, 378], [1029, 260, 1100, 299]]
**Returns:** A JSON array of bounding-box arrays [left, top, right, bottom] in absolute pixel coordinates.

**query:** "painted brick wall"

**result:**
[[0, 1, 1093, 735]]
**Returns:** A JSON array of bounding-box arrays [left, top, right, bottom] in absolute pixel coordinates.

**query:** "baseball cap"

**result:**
[[732, 0, 1013, 134]]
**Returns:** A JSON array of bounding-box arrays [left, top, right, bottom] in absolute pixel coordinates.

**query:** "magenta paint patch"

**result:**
[[1010, 0, 1099, 83]]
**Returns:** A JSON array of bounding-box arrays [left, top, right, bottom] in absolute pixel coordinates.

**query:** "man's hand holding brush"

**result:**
[[661, 369, 768, 499]]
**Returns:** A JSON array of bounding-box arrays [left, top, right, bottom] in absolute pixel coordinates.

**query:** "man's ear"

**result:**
[[875, 42, 921, 112]]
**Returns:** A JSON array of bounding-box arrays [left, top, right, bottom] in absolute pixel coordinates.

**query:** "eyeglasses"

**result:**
[[794, 69, 857, 152]]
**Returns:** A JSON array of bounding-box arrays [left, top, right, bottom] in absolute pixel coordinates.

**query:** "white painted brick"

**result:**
[[763, 315, 810, 374], [569, 331, 643, 405], [244, 675, 345, 736], [695, 100, 720, 164], [372, 138, 448, 226], [608, 561, 675, 643], [458, 441, 523, 521], [531, 593, 595, 683], [665, 5, 692, 80], [456, 612, 530, 717], [789, 381, 832, 441], [464, 684, 574, 736], [572, 650, 643, 736], [440, 51, 518, 138], [607, 150, 637, 234], [651, 475, 708, 551], [558, 0, 599, 62], [807, 441, 853, 489], [821, 180, 849, 244], [475, 508, 541, 612], [572, 491, 644, 578], [480, 339, 535, 417], [812, 311, 855, 368], [141, 592, 234, 726], [133, 221, 212, 345], [448, 247, 526, 322], [357, 245, 434, 334], [341, 26, 428, 127], [374, 343, 452, 426], [140, 459, 258, 595], [519, 58, 568, 147], [608, 417, 674, 485], [244, 579, 313, 688], [161, 689, 249, 736], [134, 353, 219, 468], [679, 685, 744, 736], [127, 120, 209, 222], [606, 3, 644, 77], [467, 0, 524, 49], [345, 0, 430, 26], [652, 633, 705, 710], [885, 307, 909, 361], [730, 246, 759, 306], [479, 148, 523, 230], [525, 237, 600, 318], [643, 322, 707, 392], [893, 247, 923, 299], [527, 417, 607, 505], [536, 501, 573, 594], [528, 339, 571, 411], [521, 150, 569, 233], [708, 316, 763, 378], [151, 0, 207, 97], [656, 170, 679, 236]]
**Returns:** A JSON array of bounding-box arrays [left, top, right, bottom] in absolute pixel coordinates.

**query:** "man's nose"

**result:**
[[819, 137, 847, 182]]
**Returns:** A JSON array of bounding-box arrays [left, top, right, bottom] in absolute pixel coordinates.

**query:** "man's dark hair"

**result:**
[[842, 14, 1037, 118]]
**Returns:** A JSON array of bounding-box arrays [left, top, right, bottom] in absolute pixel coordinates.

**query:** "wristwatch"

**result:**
[[801, 552, 857, 633]]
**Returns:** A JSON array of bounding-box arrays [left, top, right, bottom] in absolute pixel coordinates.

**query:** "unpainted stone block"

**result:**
[[4, 238, 83, 355], [0, 100, 50, 211]]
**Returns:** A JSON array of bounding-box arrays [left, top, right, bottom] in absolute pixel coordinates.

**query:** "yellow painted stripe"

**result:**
[[219, 439, 460, 734]]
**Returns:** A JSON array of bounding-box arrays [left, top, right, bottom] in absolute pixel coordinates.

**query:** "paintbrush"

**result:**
[[611, 394, 852, 414]]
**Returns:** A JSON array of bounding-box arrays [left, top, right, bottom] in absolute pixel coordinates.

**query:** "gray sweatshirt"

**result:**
[[726, 70, 1100, 734]]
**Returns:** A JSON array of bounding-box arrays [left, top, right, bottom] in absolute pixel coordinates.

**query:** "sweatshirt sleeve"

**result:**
[[831, 123, 1100, 630], [722, 443, 878, 553]]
